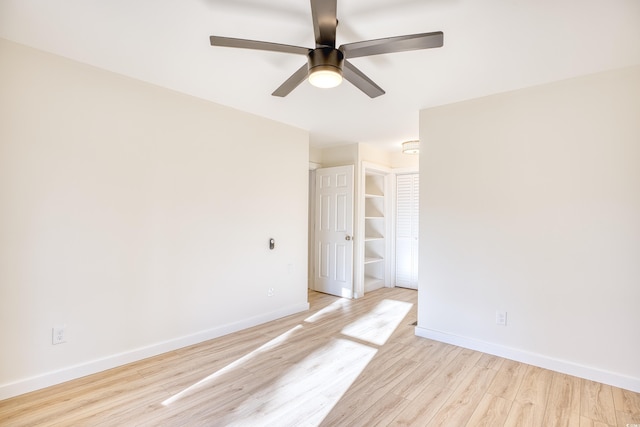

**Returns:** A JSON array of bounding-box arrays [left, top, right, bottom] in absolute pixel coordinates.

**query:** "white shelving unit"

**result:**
[[363, 171, 387, 292]]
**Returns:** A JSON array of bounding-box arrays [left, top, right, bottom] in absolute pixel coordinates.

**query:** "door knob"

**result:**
[[345, 235, 352, 241]]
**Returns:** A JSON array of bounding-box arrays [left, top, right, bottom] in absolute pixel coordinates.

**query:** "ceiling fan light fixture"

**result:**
[[309, 66, 343, 88], [402, 140, 420, 155], [307, 47, 344, 89]]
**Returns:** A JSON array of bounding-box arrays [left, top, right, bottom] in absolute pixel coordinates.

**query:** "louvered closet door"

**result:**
[[395, 173, 419, 289]]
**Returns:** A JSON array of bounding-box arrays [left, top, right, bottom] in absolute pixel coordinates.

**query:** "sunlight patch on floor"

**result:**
[[161, 296, 413, 425], [223, 338, 377, 426], [162, 324, 304, 406], [304, 298, 351, 323], [340, 299, 413, 346]]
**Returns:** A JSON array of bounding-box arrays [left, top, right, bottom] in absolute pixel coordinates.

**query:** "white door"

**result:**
[[395, 173, 419, 289], [314, 165, 354, 298]]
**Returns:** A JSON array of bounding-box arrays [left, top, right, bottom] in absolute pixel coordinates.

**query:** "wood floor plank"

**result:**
[[505, 364, 554, 426], [388, 382, 454, 426], [516, 365, 555, 405], [390, 341, 461, 400], [320, 355, 418, 426], [580, 379, 616, 426], [504, 401, 538, 427], [428, 365, 497, 426], [615, 410, 640, 426], [487, 358, 529, 401], [465, 393, 512, 426], [2, 287, 639, 427], [612, 385, 640, 422], [0, 366, 159, 426], [578, 415, 613, 427], [477, 353, 506, 371], [346, 392, 411, 427], [426, 347, 484, 393], [542, 372, 582, 427]]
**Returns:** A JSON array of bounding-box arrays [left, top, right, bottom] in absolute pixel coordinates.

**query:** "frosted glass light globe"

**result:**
[[309, 69, 343, 88]]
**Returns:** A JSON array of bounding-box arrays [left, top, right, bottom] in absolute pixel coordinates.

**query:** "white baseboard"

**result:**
[[0, 302, 309, 401], [415, 326, 640, 393]]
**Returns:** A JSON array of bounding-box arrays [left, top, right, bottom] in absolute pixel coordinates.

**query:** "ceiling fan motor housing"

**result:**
[[308, 47, 344, 75]]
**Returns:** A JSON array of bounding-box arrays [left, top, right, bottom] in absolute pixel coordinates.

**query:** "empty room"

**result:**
[[1, 0, 639, 425]]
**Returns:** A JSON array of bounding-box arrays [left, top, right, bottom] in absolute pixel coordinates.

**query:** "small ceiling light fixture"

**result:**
[[308, 48, 344, 89], [402, 140, 420, 155]]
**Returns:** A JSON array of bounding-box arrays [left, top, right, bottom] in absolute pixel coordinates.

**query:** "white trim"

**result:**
[[392, 166, 419, 174], [308, 161, 321, 171], [0, 302, 310, 400], [415, 326, 640, 393], [386, 173, 397, 288], [308, 169, 316, 291]]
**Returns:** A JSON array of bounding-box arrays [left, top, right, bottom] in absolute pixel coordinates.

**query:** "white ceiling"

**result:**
[[1, 0, 639, 151]]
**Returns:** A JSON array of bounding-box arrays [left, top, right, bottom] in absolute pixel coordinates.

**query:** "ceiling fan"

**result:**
[[209, 0, 443, 98]]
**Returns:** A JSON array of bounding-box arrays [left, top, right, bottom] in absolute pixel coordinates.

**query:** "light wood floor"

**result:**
[[1, 287, 639, 426]]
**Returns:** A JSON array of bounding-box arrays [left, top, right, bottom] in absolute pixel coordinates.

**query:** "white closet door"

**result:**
[[396, 173, 419, 289]]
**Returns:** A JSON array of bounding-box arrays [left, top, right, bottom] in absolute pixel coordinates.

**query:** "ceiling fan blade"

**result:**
[[340, 31, 443, 59], [343, 60, 385, 98], [272, 63, 309, 97], [310, 0, 337, 48], [210, 36, 310, 56]]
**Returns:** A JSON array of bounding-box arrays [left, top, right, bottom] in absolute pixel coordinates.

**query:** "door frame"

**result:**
[[308, 162, 321, 290]]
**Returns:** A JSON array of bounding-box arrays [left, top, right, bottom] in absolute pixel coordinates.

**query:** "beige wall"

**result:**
[[318, 144, 359, 167], [389, 151, 419, 170], [417, 66, 640, 391], [309, 146, 323, 165], [0, 39, 310, 398], [358, 143, 390, 167], [312, 142, 419, 170]]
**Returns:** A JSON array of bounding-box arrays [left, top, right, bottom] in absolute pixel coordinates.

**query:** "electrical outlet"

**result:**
[[52, 325, 66, 345], [267, 287, 275, 297], [495, 311, 507, 326]]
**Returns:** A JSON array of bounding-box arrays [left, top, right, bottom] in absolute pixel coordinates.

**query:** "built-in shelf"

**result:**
[[362, 169, 388, 294], [364, 276, 385, 289]]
